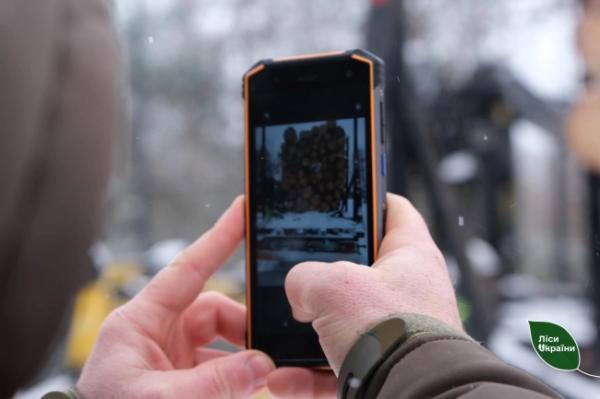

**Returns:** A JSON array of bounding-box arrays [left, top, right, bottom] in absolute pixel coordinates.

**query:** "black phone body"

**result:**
[[244, 49, 386, 366]]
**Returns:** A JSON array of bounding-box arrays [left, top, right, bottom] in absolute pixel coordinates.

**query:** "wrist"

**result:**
[[337, 313, 471, 399]]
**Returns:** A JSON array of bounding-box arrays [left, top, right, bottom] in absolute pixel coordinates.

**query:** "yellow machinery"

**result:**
[[65, 261, 141, 370], [64, 261, 246, 370]]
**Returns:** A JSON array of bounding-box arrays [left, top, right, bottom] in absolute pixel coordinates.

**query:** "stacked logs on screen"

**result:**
[[280, 122, 348, 212]]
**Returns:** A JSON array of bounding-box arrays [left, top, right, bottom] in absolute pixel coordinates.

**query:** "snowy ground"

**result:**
[[257, 210, 363, 230], [256, 207, 369, 285]]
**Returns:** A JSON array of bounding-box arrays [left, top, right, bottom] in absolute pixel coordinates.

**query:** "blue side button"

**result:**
[[381, 152, 387, 177]]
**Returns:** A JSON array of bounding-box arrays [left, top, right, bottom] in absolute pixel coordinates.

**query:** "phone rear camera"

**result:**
[[345, 69, 353, 78]]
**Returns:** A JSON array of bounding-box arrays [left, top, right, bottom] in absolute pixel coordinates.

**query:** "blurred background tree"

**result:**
[[107, 0, 367, 254]]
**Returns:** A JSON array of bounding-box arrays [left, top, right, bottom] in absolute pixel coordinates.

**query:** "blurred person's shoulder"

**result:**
[[0, 0, 122, 396], [566, 90, 600, 173]]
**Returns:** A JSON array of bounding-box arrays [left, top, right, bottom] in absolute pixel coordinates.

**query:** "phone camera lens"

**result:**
[[346, 69, 353, 78]]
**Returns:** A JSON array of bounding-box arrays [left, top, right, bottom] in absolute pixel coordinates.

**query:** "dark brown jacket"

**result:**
[[0, 0, 121, 396], [361, 321, 562, 399]]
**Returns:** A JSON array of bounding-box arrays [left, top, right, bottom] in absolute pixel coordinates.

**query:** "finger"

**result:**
[[267, 368, 336, 398], [160, 350, 275, 399], [182, 291, 246, 348], [133, 196, 245, 316], [194, 347, 230, 365], [285, 261, 367, 322], [379, 193, 434, 257]]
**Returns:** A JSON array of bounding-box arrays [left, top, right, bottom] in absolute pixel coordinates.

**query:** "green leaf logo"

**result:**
[[528, 321, 580, 371]]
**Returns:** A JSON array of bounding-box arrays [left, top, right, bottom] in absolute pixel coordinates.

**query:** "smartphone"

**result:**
[[243, 49, 386, 366]]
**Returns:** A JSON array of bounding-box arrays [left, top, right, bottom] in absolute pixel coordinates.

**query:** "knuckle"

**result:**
[[199, 290, 227, 306], [91, 306, 137, 357], [412, 242, 440, 262], [98, 306, 126, 339], [190, 319, 215, 345], [413, 242, 446, 269], [100, 304, 149, 343], [169, 251, 189, 268]]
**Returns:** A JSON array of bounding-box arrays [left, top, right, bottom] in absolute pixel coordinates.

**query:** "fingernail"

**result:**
[[246, 354, 274, 389]]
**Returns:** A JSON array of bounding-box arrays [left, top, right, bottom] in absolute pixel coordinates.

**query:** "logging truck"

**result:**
[[256, 121, 366, 256]]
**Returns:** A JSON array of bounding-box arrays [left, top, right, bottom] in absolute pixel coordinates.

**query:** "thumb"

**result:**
[[161, 350, 275, 399], [285, 261, 368, 322], [285, 261, 381, 372]]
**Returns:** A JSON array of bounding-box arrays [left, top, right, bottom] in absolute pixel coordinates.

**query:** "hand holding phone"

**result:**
[[267, 194, 462, 398], [244, 49, 387, 366]]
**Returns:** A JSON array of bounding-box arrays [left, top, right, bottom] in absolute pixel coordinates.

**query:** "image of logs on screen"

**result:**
[[280, 122, 348, 212]]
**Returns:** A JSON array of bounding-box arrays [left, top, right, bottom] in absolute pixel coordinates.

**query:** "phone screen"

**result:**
[[247, 57, 374, 364]]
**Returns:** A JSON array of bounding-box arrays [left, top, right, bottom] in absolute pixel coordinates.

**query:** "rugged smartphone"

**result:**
[[243, 49, 386, 366]]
